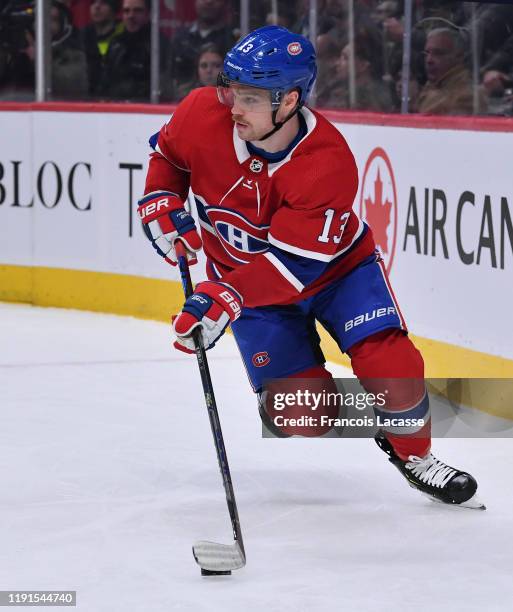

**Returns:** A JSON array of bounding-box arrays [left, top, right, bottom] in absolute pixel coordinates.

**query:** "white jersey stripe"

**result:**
[[377, 257, 407, 330], [199, 218, 217, 236], [154, 142, 191, 172], [264, 252, 305, 293], [211, 261, 223, 279], [268, 218, 364, 263]]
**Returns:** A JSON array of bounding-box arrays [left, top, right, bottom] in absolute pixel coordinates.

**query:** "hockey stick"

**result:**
[[175, 240, 246, 575]]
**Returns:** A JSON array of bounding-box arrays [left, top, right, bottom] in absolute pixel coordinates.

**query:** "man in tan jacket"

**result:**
[[417, 27, 486, 115]]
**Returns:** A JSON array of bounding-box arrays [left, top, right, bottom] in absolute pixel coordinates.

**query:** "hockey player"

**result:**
[[137, 25, 483, 509]]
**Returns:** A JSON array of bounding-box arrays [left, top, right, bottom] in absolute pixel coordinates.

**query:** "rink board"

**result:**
[[0, 105, 512, 380]]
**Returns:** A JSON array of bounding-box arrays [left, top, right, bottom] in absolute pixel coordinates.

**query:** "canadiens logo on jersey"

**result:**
[[197, 200, 270, 264]]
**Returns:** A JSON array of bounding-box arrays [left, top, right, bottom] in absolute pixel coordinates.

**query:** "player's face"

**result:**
[[226, 85, 276, 140]]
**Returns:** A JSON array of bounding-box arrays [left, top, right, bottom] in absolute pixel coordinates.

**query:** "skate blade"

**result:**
[[424, 492, 486, 511]]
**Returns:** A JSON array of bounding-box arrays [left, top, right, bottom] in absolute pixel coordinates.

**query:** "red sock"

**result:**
[[263, 365, 339, 437], [349, 329, 431, 460]]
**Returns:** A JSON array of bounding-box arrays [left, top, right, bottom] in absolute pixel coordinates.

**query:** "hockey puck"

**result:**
[[201, 569, 232, 576]]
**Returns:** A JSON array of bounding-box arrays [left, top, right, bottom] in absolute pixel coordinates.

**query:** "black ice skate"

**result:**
[[375, 431, 486, 510]]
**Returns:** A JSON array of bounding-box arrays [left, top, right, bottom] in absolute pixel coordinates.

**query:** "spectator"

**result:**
[[317, 29, 393, 112], [380, 2, 468, 92], [419, 1, 466, 26], [391, 66, 420, 112], [0, 0, 88, 100], [416, 27, 485, 115], [370, 0, 403, 82], [319, 0, 379, 40], [318, 0, 349, 34], [317, 0, 384, 85], [102, 0, 168, 101], [62, 0, 93, 29], [50, 0, 89, 99], [291, 0, 325, 36], [314, 33, 343, 107], [482, 60, 513, 97], [466, 4, 513, 100], [171, 0, 236, 94], [371, 0, 401, 28], [175, 42, 223, 100], [265, 3, 297, 30], [478, 6, 513, 74], [81, 0, 123, 97], [0, 5, 35, 99]]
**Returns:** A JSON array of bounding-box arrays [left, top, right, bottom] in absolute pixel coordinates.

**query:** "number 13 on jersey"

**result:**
[[317, 209, 350, 244]]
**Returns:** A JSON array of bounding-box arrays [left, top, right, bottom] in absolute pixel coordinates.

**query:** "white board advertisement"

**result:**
[[0, 109, 512, 359]]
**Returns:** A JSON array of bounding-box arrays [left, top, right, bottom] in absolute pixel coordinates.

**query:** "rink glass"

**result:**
[[0, 1, 510, 117]]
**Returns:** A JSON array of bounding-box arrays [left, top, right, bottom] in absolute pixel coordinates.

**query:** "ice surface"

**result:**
[[1, 303, 512, 612]]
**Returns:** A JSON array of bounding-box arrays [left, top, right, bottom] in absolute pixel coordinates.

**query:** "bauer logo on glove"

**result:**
[[137, 191, 202, 266], [219, 290, 242, 318], [191, 295, 209, 306], [173, 281, 243, 353], [138, 197, 170, 219]]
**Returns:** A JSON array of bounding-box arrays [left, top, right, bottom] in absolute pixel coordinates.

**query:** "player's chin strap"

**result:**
[[257, 102, 301, 142], [258, 87, 303, 142]]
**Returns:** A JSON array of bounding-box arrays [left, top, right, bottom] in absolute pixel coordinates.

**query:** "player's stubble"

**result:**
[[232, 113, 271, 142]]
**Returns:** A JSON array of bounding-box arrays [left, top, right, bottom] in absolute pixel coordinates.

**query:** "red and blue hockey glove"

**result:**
[[137, 191, 202, 265], [172, 281, 243, 353]]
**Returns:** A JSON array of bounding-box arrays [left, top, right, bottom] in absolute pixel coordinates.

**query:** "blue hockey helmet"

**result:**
[[219, 25, 317, 108]]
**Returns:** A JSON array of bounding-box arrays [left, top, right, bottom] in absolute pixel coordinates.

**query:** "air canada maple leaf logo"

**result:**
[[359, 147, 398, 274], [365, 168, 392, 254]]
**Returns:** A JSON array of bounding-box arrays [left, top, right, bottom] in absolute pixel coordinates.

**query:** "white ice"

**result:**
[[1, 303, 512, 612]]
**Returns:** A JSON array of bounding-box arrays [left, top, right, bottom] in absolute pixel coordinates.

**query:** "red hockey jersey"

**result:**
[[145, 87, 375, 308]]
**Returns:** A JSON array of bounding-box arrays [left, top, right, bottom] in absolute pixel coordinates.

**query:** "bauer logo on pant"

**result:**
[[345, 307, 397, 332]]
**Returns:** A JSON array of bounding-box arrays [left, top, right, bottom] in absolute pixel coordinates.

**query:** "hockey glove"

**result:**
[[172, 281, 243, 353], [137, 191, 202, 265]]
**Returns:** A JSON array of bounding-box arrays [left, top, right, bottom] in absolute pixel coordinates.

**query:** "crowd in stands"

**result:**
[[0, 0, 512, 116]]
